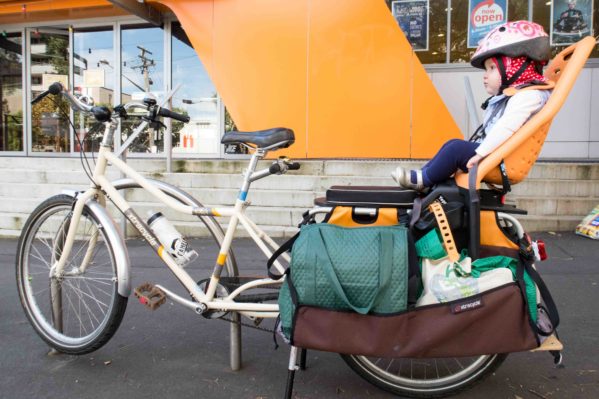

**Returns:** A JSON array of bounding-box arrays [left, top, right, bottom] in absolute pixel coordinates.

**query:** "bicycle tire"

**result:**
[[16, 194, 128, 354], [341, 353, 507, 398]]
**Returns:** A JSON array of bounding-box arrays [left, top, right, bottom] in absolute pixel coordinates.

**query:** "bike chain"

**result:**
[[216, 312, 275, 333]]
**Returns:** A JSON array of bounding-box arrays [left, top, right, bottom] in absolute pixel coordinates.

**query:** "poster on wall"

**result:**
[[551, 0, 593, 46], [391, 0, 429, 51], [467, 0, 508, 48]]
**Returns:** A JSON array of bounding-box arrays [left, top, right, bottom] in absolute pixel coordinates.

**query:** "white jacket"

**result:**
[[475, 90, 551, 157]]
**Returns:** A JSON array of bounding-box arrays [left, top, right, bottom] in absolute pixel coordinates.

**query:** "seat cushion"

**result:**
[[221, 127, 294, 149], [322, 186, 419, 207]]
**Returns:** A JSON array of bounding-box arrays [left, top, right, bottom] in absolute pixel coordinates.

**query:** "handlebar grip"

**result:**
[[31, 90, 49, 105], [269, 163, 282, 174], [31, 82, 64, 105], [158, 107, 190, 123], [48, 82, 63, 95], [288, 162, 301, 170]]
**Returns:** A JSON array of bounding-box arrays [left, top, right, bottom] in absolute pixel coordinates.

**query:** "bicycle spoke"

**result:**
[[65, 276, 113, 285], [63, 280, 109, 311], [62, 284, 89, 336], [64, 279, 101, 328], [30, 245, 51, 269]]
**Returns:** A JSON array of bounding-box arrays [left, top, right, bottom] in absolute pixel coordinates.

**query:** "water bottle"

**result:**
[[147, 211, 198, 267]]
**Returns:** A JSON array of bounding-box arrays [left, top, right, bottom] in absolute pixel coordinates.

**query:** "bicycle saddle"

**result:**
[[221, 127, 295, 149]]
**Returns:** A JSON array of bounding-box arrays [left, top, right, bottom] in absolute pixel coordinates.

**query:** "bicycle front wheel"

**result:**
[[16, 195, 127, 354], [342, 353, 507, 398]]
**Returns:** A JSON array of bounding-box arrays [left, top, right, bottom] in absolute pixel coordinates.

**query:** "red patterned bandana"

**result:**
[[492, 55, 548, 88]]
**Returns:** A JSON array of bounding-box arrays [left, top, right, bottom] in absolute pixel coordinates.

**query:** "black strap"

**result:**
[[499, 160, 512, 194], [469, 124, 486, 143], [406, 231, 421, 306], [523, 258, 560, 335], [267, 232, 299, 279], [505, 59, 532, 87], [468, 163, 481, 260], [516, 244, 560, 337], [409, 197, 423, 230], [497, 57, 532, 93]]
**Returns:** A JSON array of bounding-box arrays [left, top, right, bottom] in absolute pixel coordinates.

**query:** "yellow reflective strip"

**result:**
[[217, 253, 227, 265], [212, 208, 221, 217], [158, 245, 164, 258]]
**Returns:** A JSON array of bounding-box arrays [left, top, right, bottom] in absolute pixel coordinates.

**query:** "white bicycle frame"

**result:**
[[51, 113, 290, 321]]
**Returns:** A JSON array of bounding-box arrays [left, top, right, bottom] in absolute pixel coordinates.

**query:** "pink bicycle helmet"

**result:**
[[470, 20, 551, 69]]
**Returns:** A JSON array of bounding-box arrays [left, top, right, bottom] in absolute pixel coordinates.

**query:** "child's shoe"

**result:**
[[391, 166, 425, 191]]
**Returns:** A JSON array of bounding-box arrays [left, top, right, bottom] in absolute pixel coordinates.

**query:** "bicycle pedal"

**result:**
[[134, 282, 167, 310]]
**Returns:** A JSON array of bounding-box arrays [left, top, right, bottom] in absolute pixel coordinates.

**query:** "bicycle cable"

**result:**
[[50, 96, 97, 187]]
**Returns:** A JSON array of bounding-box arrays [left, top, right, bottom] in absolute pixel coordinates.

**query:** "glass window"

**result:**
[[171, 21, 220, 157], [30, 28, 70, 153], [386, 0, 449, 64], [0, 32, 23, 152], [535, 0, 599, 59], [450, 0, 529, 63], [121, 23, 164, 153], [73, 26, 114, 153]]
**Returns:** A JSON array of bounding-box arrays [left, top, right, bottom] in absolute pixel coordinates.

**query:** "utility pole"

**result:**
[[131, 45, 156, 149]]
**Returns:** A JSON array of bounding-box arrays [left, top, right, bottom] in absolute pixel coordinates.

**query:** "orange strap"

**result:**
[[428, 202, 460, 262]]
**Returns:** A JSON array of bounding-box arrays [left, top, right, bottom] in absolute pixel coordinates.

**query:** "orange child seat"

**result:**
[[455, 36, 596, 190]]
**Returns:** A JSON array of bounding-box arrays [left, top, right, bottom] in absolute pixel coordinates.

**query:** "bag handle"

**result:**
[[314, 228, 393, 314], [428, 202, 460, 262]]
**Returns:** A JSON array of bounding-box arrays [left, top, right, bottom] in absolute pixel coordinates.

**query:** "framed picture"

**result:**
[[468, 0, 508, 48], [391, 0, 430, 51], [551, 0, 593, 46]]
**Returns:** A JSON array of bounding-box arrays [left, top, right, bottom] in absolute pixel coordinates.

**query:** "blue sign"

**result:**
[[468, 0, 508, 48], [392, 0, 429, 51]]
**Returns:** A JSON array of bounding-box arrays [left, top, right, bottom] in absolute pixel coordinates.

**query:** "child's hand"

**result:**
[[467, 154, 483, 169]]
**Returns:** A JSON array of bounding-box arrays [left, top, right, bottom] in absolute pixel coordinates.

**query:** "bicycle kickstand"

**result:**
[[284, 346, 300, 399]]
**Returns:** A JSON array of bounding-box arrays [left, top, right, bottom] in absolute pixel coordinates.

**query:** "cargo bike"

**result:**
[[15, 36, 594, 398]]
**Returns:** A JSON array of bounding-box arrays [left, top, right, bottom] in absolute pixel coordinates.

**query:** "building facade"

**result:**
[[0, 0, 598, 161]]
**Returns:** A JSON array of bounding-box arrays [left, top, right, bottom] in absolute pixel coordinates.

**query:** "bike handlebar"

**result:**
[[158, 107, 190, 123], [32, 82, 190, 125]]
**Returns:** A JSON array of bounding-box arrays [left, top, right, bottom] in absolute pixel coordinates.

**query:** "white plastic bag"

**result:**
[[416, 256, 514, 307]]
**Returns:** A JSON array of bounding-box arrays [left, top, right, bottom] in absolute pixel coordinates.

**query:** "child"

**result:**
[[392, 21, 553, 191]]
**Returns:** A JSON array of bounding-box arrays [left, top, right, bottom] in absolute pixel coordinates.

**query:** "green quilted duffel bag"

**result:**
[[275, 223, 411, 341]]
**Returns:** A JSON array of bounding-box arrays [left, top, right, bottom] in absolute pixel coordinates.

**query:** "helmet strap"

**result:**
[[496, 56, 532, 93]]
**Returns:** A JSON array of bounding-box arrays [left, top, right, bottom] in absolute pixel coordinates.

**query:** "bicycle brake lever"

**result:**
[[149, 120, 167, 131]]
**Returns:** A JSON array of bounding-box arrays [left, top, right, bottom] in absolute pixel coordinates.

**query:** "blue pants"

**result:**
[[422, 139, 479, 187]]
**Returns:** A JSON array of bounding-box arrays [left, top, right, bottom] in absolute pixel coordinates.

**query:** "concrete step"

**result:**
[[4, 166, 599, 199], [1, 156, 598, 235], [512, 197, 599, 216], [509, 179, 599, 197], [2, 156, 598, 178]]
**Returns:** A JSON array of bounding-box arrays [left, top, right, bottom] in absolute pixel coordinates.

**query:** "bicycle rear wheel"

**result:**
[[342, 353, 507, 398], [16, 195, 127, 354]]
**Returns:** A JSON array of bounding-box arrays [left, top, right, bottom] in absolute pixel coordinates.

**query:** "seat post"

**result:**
[[239, 148, 266, 200]]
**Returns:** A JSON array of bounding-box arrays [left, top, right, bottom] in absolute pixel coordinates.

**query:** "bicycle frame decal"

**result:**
[[123, 208, 163, 255]]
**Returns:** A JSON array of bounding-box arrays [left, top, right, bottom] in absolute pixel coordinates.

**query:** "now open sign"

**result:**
[[468, 0, 508, 48]]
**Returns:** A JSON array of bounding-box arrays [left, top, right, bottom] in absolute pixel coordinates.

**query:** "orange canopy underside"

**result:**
[[155, 0, 461, 158]]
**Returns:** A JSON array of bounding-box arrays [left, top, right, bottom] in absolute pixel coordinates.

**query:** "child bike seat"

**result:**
[[221, 127, 294, 149], [456, 36, 595, 190]]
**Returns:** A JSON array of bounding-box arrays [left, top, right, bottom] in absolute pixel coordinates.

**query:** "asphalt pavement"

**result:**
[[1, 232, 598, 399]]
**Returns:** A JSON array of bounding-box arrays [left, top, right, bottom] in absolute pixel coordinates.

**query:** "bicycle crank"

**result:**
[[195, 278, 230, 319]]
